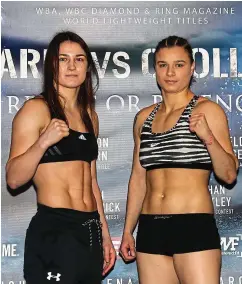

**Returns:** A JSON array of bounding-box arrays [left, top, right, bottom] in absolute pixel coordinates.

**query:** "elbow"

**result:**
[[5, 161, 19, 190], [6, 170, 19, 190], [6, 176, 19, 190], [223, 170, 237, 185], [225, 158, 239, 184]]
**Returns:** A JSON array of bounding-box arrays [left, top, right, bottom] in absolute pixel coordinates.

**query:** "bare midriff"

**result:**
[[33, 161, 97, 211], [141, 168, 213, 214]]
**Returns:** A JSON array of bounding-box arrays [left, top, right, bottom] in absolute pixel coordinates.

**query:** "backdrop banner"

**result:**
[[1, 2, 242, 284]]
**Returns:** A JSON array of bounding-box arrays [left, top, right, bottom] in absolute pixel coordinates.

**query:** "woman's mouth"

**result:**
[[165, 80, 177, 84], [65, 75, 78, 78]]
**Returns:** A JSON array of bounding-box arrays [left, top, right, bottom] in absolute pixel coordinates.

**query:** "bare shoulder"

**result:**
[[90, 109, 99, 122], [194, 96, 227, 119], [135, 103, 158, 128], [18, 96, 49, 114], [13, 97, 51, 130]]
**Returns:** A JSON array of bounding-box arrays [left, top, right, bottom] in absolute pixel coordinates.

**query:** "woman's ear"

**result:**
[[191, 61, 195, 75]]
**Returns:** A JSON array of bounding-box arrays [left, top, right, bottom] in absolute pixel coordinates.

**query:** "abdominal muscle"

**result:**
[[141, 168, 214, 214], [33, 161, 97, 212]]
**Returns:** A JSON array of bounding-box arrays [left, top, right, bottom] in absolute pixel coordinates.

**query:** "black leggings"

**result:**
[[24, 203, 103, 284], [136, 213, 221, 256]]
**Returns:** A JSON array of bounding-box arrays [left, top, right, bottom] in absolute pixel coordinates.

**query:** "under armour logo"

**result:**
[[79, 134, 87, 140], [47, 272, 61, 281]]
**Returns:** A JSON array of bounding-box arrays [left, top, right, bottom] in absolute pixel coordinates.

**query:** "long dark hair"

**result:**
[[42, 31, 99, 133], [154, 36, 195, 87]]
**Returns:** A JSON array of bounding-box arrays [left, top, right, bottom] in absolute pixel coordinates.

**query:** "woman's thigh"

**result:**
[[136, 252, 180, 284], [174, 249, 221, 284]]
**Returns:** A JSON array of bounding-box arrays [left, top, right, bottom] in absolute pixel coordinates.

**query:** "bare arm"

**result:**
[[90, 112, 111, 239], [120, 112, 147, 261], [123, 113, 147, 234], [6, 100, 48, 189], [190, 101, 239, 184], [6, 99, 69, 189], [90, 111, 116, 275]]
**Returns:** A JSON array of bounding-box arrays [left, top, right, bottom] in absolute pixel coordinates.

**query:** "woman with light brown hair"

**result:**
[[120, 35, 238, 284]]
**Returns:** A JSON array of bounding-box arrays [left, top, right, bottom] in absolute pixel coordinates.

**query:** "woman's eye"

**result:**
[[159, 64, 166, 68], [59, 57, 67, 62], [76, 58, 84, 62], [176, 64, 184, 67]]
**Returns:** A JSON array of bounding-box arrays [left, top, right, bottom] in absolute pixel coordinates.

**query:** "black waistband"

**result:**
[[139, 213, 215, 220], [37, 203, 99, 222]]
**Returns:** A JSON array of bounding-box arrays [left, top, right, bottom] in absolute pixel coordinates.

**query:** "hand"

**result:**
[[189, 113, 212, 142], [119, 232, 136, 261], [102, 237, 116, 276], [40, 119, 69, 149]]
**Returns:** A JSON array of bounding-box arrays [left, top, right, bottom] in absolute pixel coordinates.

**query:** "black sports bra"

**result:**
[[39, 128, 98, 164], [139, 95, 212, 171]]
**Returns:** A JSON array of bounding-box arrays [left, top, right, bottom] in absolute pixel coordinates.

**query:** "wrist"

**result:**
[[102, 233, 112, 242], [123, 229, 133, 235], [101, 224, 111, 238], [37, 135, 49, 150], [202, 131, 214, 146]]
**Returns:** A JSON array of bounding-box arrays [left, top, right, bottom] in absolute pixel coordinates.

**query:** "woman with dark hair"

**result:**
[[120, 36, 238, 283], [6, 31, 116, 284]]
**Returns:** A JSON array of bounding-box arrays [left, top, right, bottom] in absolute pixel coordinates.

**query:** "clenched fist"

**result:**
[[40, 119, 69, 149], [189, 113, 213, 143]]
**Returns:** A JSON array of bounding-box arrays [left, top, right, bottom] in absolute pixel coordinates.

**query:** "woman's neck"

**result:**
[[57, 85, 80, 111], [161, 89, 193, 113]]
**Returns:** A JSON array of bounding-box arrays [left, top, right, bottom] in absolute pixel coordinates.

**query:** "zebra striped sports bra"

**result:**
[[139, 95, 212, 171]]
